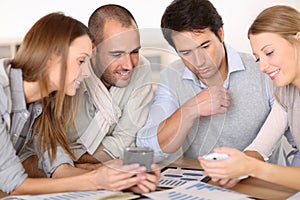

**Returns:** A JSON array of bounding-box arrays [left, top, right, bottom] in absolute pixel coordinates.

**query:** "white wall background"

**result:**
[[1, 0, 300, 54]]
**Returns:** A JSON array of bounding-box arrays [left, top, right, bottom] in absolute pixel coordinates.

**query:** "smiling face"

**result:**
[[49, 34, 92, 96], [250, 33, 300, 88], [65, 34, 92, 96], [172, 27, 227, 85], [94, 19, 140, 88]]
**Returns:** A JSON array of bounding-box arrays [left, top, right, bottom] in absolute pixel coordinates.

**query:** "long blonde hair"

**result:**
[[248, 5, 300, 96], [11, 12, 91, 162]]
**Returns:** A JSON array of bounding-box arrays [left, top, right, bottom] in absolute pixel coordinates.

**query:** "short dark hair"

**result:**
[[88, 4, 137, 45], [161, 0, 224, 49]]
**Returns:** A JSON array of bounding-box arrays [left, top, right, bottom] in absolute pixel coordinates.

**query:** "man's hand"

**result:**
[[183, 86, 230, 117]]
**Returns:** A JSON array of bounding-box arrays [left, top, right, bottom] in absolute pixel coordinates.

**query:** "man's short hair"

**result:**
[[161, 0, 224, 49], [88, 4, 137, 45]]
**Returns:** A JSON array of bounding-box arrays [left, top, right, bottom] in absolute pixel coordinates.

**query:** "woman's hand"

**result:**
[[199, 147, 252, 181], [209, 177, 240, 188], [91, 159, 147, 191], [129, 164, 161, 193]]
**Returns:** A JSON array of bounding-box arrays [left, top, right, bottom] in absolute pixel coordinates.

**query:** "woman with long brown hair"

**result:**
[[0, 12, 159, 195]]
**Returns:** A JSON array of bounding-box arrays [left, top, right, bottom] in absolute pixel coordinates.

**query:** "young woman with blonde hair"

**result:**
[[200, 5, 300, 190]]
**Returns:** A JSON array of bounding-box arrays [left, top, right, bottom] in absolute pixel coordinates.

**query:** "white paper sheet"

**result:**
[[159, 167, 209, 188], [1, 190, 139, 200], [287, 191, 300, 200], [145, 181, 251, 200]]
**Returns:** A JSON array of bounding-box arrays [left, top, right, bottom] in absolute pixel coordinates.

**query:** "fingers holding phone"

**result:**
[[123, 147, 154, 172], [123, 147, 161, 193]]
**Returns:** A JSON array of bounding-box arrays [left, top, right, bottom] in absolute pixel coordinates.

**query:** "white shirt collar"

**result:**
[[182, 43, 246, 89]]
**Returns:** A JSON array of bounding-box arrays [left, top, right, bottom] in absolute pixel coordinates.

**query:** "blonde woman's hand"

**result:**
[[199, 147, 251, 180], [209, 177, 240, 188]]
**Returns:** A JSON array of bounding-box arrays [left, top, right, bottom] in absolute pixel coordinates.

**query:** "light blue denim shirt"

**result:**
[[0, 59, 73, 193]]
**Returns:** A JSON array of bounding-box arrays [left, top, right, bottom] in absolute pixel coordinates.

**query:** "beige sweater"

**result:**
[[68, 55, 154, 159], [246, 84, 300, 163]]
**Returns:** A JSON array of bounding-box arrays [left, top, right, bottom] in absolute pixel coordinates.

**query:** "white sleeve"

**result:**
[[137, 70, 179, 162], [39, 146, 74, 178], [245, 100, 288, 159]]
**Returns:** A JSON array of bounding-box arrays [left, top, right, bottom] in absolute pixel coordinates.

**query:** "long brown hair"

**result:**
[[11, 12, 91, 162]]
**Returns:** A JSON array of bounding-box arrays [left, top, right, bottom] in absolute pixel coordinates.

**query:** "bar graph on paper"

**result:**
[[2, 190, 139, 200], [41, 190, 104, 200], [145, 181, 251, 200]]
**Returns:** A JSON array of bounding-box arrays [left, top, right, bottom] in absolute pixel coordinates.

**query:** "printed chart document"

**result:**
[[145, 181, 251, 200], [1, 190, 139, 200], [287, 191, 300, 200], [159, 167, 210, 188]]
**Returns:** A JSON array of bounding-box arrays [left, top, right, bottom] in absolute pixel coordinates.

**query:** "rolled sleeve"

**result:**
[[0, 161, 27, 194], [0, 123, 27, 194], [39, 146, 74, 178], [137, 125, 171, 162], [137, 70, 179, 162]]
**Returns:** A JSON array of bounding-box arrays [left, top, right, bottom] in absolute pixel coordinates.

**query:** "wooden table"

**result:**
[[1, 157, 298, 199], [168, 157, 298, 200], [0, 191, 5, 198]]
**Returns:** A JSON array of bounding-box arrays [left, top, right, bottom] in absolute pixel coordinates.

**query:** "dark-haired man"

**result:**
[[137, 0, 286, 187]]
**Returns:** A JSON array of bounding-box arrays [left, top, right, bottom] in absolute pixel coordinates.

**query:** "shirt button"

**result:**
[[24, 113, 28, 117]]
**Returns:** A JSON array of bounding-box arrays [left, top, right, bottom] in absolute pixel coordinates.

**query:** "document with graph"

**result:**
[[145, 181, 251, 200], [158, 167, 210, 188], [1, 190, 139, 200]]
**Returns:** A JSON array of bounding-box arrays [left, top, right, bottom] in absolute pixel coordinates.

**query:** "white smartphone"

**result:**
[[123, 146, 154, 172], [203, 152, 229, 161], [203, 152, 248, 180]]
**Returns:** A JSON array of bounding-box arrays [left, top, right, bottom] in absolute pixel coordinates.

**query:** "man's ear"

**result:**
[[295, 32, 300, 42], [218, 26, 224, 42], [92, 46, 97, 58]]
